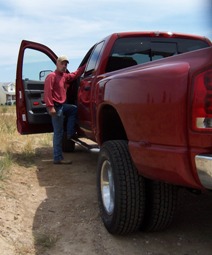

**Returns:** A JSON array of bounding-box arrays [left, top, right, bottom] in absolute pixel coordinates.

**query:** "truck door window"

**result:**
[[84, 41, 104, 76], [23, 49, 55, 81]]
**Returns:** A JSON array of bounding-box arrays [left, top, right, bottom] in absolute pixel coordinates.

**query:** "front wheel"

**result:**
[[97, 140, 145, 235]]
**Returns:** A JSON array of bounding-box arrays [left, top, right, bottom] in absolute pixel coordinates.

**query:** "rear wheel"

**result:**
[[97, 140, 145, 235], [142, 179, 179, 231]]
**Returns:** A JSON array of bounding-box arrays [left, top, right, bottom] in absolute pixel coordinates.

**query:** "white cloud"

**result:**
[[0, 0, 211, 81]]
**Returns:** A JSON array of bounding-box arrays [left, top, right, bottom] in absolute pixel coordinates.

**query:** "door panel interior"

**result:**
[[23, 79, 51, 124]]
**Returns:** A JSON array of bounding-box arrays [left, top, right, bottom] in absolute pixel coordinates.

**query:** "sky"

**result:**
[[0, 0, 211, 82]]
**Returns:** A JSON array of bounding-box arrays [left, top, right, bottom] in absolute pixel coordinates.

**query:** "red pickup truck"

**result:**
[[16, 31, 212, 235]]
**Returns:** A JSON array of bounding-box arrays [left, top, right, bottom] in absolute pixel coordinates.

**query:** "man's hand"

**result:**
[[47, 106, 56, 116]]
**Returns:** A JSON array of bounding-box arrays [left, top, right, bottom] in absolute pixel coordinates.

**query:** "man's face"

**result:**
[[56, 60, 68, 73]]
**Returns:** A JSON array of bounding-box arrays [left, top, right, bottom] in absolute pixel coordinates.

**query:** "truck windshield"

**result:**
[[106, 37, 210, 72]]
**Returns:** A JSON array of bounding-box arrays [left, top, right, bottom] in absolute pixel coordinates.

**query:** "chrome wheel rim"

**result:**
[[100, 160, 115, 215]]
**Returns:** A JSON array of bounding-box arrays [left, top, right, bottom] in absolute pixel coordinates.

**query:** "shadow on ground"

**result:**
[[29, 145, 212, 255]]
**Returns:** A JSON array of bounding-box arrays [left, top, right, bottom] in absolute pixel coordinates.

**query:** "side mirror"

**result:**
[[39, 70, 52, 81]]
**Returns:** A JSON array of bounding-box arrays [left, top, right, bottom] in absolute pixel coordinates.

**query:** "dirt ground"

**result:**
[[0, 142, 212, 255]]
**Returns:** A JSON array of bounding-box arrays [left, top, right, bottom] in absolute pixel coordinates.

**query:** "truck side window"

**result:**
[[84, 41, 104, 76], [106, 37, 210, 72], [23, 49, 55, 81]]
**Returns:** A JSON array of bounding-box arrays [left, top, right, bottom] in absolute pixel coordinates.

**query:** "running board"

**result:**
[[71, 138, 99, 151]]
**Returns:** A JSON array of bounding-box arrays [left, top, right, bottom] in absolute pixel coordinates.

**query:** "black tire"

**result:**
[[97, 140, 145, 235], [62, 132, 75, 152], [141, 179, 179, 232]]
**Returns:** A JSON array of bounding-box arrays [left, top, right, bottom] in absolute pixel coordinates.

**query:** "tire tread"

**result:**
[[97, 140, 145, 235]]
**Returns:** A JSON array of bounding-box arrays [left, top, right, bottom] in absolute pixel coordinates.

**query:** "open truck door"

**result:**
[[16, 40, 57, 134]]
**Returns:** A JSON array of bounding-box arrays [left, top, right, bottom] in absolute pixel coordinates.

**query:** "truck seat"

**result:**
[[106, 56, 137, 72]]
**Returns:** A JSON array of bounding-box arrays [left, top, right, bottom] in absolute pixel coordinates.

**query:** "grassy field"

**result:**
[[0, 105, 52, 181]]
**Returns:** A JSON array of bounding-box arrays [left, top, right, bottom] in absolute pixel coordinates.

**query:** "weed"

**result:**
[[40, 133, 52, 147], [12, 138, 37, 167], [35, 232, 58, 249], [0, 106, 52, 178], [0, 153, 13, 180], [0, 105, 8, 113], [0, 114, 16, 134]]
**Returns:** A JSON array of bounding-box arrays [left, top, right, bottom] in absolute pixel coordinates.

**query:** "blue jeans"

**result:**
[[51, 103, 77, 162]]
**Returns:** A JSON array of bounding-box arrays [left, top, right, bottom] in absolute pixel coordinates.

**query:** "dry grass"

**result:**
[[0, 105, 52, 181]]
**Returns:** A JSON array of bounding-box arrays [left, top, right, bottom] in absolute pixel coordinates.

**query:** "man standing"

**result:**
[[44, 55, 85, 164]]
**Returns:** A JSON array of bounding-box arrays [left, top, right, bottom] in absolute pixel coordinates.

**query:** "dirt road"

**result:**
[[0, 143, 212, 255]]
